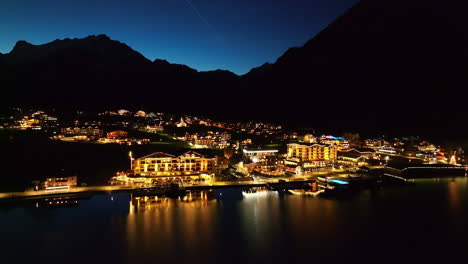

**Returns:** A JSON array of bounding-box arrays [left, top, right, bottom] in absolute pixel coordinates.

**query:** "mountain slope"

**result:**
[[244, 0, 468, 137]]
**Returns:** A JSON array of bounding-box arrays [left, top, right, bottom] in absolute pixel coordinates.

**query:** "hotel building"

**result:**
[[132, 151, 216, 180], [285, 143, 338, 170]]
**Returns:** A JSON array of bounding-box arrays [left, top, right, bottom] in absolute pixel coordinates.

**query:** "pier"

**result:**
[[383, 173, 408, 182], [383, 164, 467, 182]]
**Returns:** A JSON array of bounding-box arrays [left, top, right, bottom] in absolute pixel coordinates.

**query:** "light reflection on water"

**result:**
[[2, 179, 468, 264]]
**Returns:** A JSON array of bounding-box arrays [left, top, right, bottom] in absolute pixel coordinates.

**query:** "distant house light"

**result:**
[[242, 150, 279, 153]]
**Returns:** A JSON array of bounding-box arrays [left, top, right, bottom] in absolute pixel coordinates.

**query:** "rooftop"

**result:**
[[137, 150, 208, 160], [138, 152, 176, 159]]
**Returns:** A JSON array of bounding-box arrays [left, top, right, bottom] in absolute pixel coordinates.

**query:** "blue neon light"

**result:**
[[325, 136, 345, 141], [330, 179, 349, 185]]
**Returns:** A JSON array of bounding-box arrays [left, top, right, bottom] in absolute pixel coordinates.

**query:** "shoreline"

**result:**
[[0, 180, 315, 202]]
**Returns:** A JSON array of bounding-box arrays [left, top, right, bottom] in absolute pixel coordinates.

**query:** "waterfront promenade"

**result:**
[[0, 185, 133, 200], [0, 180, 306, 201]]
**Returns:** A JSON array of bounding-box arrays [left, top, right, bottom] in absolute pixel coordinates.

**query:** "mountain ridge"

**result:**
[[3, 34, 239, 76], [2, 0, 468, 139], [0, 34, 238, 116]]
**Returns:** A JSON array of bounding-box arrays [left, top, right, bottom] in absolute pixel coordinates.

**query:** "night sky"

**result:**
[[0, 0, 358, 74]]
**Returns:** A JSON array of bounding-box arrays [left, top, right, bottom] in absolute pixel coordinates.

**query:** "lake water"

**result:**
[[2, 178, 468, 264]]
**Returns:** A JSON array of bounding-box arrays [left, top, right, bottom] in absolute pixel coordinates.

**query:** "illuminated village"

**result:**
[[1, 107, 466, 194]]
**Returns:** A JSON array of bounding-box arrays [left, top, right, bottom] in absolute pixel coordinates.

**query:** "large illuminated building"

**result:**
[[285, 143, 338, 170], [130, 151, 216, 182]]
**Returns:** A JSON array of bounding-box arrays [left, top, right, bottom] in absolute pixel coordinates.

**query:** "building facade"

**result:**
[[132, 151, 216, 179], [285, 143, 338, 169]]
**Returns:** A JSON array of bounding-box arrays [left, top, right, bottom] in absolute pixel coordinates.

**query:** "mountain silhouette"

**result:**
[[243, 0, 468, 138], [0, 34, 239, 116], [1, 0, 468, 139]]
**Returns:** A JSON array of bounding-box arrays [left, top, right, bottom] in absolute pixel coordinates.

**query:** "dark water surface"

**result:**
[[2, 178, 468, 264]]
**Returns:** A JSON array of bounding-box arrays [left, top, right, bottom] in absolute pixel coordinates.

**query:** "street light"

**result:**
[[129, 151, 134, 170]]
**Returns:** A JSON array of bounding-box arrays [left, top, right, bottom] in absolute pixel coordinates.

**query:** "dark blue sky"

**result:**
[[0, 0, 357, 74]]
